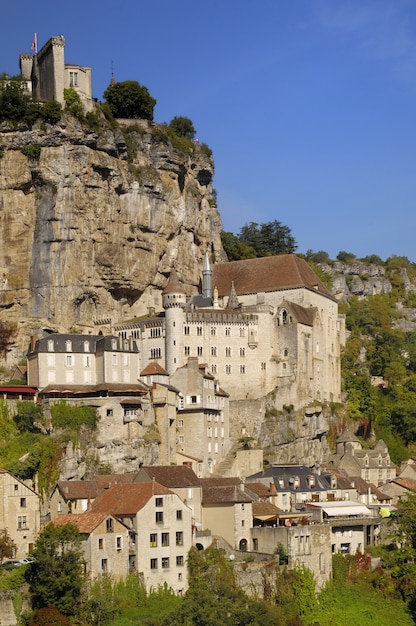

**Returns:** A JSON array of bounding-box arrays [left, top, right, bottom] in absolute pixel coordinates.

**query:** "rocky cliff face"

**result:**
[[0, 114, 223, 361]]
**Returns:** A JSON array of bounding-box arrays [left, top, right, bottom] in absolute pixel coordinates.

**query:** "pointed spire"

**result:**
[[162, 268, 185, 295], [227, 281, 239, 309], [202, 246, 212, 299]]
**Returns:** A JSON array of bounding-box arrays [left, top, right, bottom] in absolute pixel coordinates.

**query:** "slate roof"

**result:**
[[212, 254, 334, 300], [247, 465, 331, 492], [29, 334, 139, 355], [90, 482, 173, 515], [137, 465, 201, 488]]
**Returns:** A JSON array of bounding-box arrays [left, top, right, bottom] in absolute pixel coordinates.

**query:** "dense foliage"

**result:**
[[26, 522, 85, 616], [0, 76, 62, 126], [103, 80, 156, 120], [168, 116, 196, 140], [221, 219, 297, 261], [0, 528, 16, 564]]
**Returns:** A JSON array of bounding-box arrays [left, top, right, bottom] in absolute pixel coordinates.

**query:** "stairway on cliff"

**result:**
[[213, 442, 240, 477]]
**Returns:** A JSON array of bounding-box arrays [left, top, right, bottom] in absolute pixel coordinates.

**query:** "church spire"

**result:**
[[202, 247, 212, 299]]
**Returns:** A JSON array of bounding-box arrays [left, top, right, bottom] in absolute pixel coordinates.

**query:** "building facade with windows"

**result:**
[[115, 254, 345, 410], [0, 470, 40, 558], [90, 481, 193, 593]]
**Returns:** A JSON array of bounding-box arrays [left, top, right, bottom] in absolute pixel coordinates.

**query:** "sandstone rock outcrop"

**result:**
[[0, 113, 223, 361]]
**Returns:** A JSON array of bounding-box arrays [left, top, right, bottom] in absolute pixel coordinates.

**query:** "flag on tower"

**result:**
[[31, 33, 37, 53]]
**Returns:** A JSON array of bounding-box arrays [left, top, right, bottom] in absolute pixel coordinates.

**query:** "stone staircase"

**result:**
[[213, 442, 240, 477]]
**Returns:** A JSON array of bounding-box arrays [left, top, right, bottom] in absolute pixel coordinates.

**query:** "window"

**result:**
[[116, 536, 122, 550], [101, 558, 108, 573], [261, 362, 266, 370], [197, 327, 202, 336], [150, 348, 161, 359], [184, 326, 190, 335], [161, 557, 169, 569], [184, 346, 190, 356], [211, 346, 217, 357], [211, 327, 216, 336], [106, 409, 113, 417], [84, 341, 90, 352], [20, 498, 26, 508], [178, 419, 184, 428], [48, 339, 54, 352], [155, 497, 163, 507], [150, 558, 158, 570], [162, 533, 169, 547], [176, 555, 184, 566], [225, 328, 231, 336], [178, 435, 184, 444], [150, 327, 161, 337], [14, 484, 18, 492], [283, 348, 289, 357], [211, 364, 217, 374], [176, 532, 183, 546], [176, 510, 183, 521], [226, 347, 231, 357], [240, 365, 245, 374], [197, 346, 203, 356], [240, 327, 245, 337], [156, 511, 164, 523], [66, 339, 72, 352], [106, 518, 114, 533], [69, 71, 79, 87], [65, 355, 73, 367], [17, 516, 27, 529], [240, 347, 245, 357], [98, 538, 103, 550], [84, 355, 90, 368], [150, 533, 157, 547], [226, 364, 231, 374]]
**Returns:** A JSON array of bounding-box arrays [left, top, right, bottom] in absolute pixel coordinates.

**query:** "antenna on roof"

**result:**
[[110, 60, 115, 86]]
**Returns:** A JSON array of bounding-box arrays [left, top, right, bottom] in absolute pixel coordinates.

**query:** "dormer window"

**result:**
[[84, 341, 90, 352], [365, 455, 369, 467], [66, 339, 72, 352], [112, 339, 117, 350], [378, 455, 382, 467], [282, 310, 288, 325], [48, 339, 54, 352]]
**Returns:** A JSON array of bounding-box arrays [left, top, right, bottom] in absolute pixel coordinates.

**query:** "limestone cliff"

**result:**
[[0, 113, 223, 360]]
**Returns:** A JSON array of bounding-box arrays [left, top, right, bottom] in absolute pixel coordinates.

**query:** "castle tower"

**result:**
[[34, 36, 66, 103], [162, 269, 186, 374], [202, 250, 212, 300]]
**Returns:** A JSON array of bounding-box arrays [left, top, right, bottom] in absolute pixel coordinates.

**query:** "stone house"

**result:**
[[134, 465, 203, 530], [333, 433, 395, 486], [246, 465, 333, 511], [170, 358, 231, 476], [52, 512, 130, 580], [0, 469, 40, 558], [199, 478, 253, 551], [90, 481, 193, 593], [305, 501, 381, 555], [250, 522, 332, 590]]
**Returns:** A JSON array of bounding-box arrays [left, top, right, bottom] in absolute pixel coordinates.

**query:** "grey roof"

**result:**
[[29, 334, 139, 354], [247, 465, 331, 492]]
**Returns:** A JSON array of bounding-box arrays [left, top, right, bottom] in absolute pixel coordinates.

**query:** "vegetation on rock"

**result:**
[[103, 80, 156, 120]]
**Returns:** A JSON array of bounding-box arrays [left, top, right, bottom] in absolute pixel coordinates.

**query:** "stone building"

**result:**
[[53, 512, 130, 581], [116, 254, 346, 411], [0, 470, 40, 558], [19, 35, 93, 110]]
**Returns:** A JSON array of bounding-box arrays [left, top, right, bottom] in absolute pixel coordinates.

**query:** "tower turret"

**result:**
[[202, 250, 212, 300], [162, 269, 186, 374]]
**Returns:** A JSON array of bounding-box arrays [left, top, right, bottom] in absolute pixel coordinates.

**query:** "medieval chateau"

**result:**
[[115, 253, 346, 407], [18, 35, 93, 110]]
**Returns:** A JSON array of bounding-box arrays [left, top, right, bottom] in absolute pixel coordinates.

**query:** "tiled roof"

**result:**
[[245, 482, 273, 499], [57, 481, 99, 500], [212, 255, 334, 300], [392, 477, 416, 491], [252, 501, 282, 516], [202, 485, 252, 505], [52, 512, 115, 534], [137, 466, 201, 488], [140, 362, 169, 376], [283, 300, 316, 327], [90, 482, 173, 515], [94, 474, 136, 489], [200, 477, 242, 488]]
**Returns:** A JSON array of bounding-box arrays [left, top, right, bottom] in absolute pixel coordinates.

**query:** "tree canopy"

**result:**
[[168, 116, 196, 140], [221, 220, 297, 261], [103, 80, 156, 120], [26, 522, 85, 616]]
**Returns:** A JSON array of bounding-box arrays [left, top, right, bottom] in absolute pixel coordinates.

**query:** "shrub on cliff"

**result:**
[[104, 80, 156, 120]]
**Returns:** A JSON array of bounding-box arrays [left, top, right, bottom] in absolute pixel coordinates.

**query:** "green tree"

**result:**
[[26, 522, 85, 616], [305, 249, 331, 263], [13, 401, 45, 434], [220, 231, 257, 261], [239, 220, 297, 257], [29, 607, 71, 626], [0, 528, 16, 565], [337, 250, 356, 263], [104, 80, 156, 120], [168, 116, 196, 139], [51, 401, 98, 433]]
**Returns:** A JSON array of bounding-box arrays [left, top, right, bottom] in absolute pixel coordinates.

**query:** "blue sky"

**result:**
[[2, 0, 416, 262]]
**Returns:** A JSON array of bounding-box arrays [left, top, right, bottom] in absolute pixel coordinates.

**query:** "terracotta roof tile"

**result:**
[[252, 501, 282, 516], [57, 481, 99, 500], [138, 466, 200, 488], [140, 362, 169, 376], [212, 255, 334, 300], [202, 485, 252, 504], [90, 482, 173, 515], [52, 512, 116, 534]]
